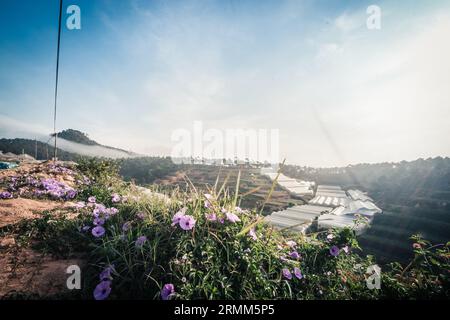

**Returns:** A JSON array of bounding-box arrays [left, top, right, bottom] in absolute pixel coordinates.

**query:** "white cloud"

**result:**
[[334, 12, 362, 32]]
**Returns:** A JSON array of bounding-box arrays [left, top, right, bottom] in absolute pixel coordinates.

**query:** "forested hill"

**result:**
[[54, 129, 135, 156], [55, 129, 98, 145]]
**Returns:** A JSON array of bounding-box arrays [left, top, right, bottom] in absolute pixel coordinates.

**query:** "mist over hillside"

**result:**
[[0, 129, 137, 160]]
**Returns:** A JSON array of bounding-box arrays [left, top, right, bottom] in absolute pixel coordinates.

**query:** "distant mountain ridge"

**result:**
[[53, 129, 136, 156], [54, 129, 98, 146]]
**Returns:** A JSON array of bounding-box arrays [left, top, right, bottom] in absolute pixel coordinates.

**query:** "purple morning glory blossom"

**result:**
[[225, 211, 240, 223], [179, 215, 196, 231], [289, 251, 301, 260], [294, 267, 303, 280], [88, 196, 96, 203], [111, 193, 121, 203], [330, 245, 340, 257], [171, 208, 186, 226], [0, 191, 13, 199], [92, 226, 106, 238], [137, 211, 145, 220], [135, 235, 147, 247], [93, 280, 112, 300], [99, 266, 114, 281], [282, 268, 292, 280], [161, 283, 175, 300], [206, 213, 217, 221], [107, 207, 119, 216], [93, 217, 105, 226], [66, 189, 77, 199], [342, 246, 350, 254], [122, 221, 132, 232]]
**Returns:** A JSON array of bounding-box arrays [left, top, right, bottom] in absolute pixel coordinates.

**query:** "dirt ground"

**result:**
[[0, 198, 75, 228], [0, 162, 84, 299], [0, 243, 83, 298]]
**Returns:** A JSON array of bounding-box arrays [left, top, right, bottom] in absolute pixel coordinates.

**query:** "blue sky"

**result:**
[[1, 0, 450, 166]]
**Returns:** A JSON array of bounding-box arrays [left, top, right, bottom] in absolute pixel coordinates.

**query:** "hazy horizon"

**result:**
[[1, 0, 450, 167]]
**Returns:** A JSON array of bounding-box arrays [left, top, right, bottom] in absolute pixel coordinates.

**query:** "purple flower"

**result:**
[[107, 207, 119, 216], [93, 217, 105, 226], [179, 215, 196, 231], [225, 211, 240, 223], [88, 196, 96, 203], [111, 193, 121, 203], [206, 213, 217, 221], [93, 280, 112, 300], [94, 204, 107, 215], [330, 245, 340, 257], [99, 266, 114, 281], [92, 226, 106, 238], [172, 208, 186, 226], [66, 189, 77, 199], [289, 251, 301, 260], [135, 235, 147, 247], [326, 234, 334, 241], [342, 246, 350, 254], [92, 210, 100, 218], [248, 228, 257, 241], [0, 191, 13, 199], [161, 283, 175, 300], [282, 268, 292, 280], [122, 221, 132, 232], [34, 190, 44, 197], [294, 267, 303, 280], [137, 211, 145, 220]]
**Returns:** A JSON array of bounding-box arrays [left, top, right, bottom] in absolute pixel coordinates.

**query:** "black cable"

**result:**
[[53, 0, 63, 161]]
